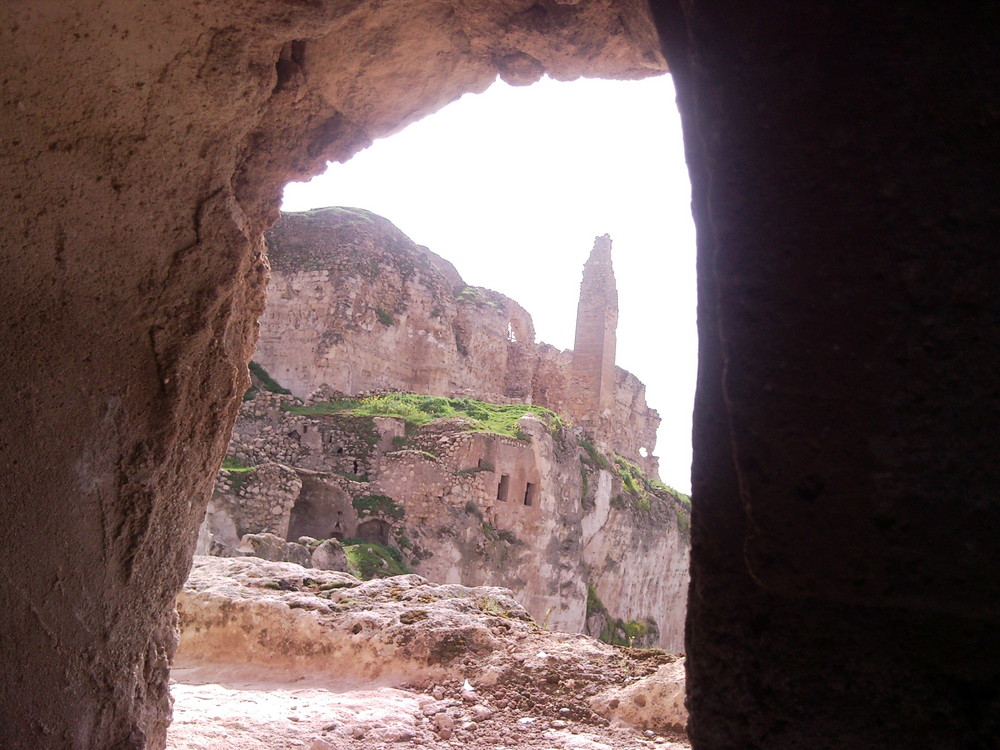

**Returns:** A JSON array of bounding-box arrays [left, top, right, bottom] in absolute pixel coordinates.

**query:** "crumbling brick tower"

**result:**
[[570, 234, 618, 428]]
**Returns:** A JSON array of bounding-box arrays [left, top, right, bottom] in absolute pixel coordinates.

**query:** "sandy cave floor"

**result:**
[[166, 664, 690, 750]]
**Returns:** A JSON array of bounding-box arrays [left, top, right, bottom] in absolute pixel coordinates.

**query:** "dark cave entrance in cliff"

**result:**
[[355, 518, 391, 546], [288, 476, 348, 541]]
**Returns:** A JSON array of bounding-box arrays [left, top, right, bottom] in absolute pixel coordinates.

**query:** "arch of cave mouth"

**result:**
[[1, 3, 997, 748]]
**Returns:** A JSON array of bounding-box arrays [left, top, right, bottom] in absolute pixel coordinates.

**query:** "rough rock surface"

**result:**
[[0, 2, 662, 745], [170, 556, 688, 749], [257, 207, 662, 474], [589, 661, 687, 733], [238, 532, 313, 567], [205, 392, 690, 651], [310, 538, 349, 571], [652, 4, 1000, 749]]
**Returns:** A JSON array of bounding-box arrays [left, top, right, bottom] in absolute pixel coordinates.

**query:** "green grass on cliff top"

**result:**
[[284, 393, 562, 440]]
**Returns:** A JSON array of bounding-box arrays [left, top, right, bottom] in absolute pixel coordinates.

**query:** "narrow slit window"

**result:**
[[523, 482, 536, 507], [497, 474, 509, 502]]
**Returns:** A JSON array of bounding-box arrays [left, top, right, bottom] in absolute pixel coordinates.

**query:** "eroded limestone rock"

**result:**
[[238, 532, 313, 567], [311, 538, 349, 571], [589, 660, 687, 733], [177, 555, 536, 682], [173, 555, 687, 748]]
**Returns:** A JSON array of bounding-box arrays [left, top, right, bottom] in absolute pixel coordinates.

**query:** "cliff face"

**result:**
[[257, 207, 660, 475], [204, 391, 690, 651], [215, 207, 690, 650], [258, 208, 536, 405], [580, 468, 690, 652]]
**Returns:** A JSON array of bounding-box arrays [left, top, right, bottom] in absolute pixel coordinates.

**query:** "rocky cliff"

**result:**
[[256, 207, 661, 476], [202, 390, 690, 652], [204, 207, 690, 651]]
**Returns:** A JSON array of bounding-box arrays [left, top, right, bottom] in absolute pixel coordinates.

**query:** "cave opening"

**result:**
[[523, 481, 536, 507], [497, 473, 510, 502], [287, 477, 347, 541], [281, 73, 697, 498], [0, 1, 991, 746], [190, 51, 699, 750], [355, 518, 391, 546]]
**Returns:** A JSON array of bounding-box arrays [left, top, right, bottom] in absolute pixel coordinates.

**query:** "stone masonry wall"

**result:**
[[201, 392, 690, 652], [570, 234, 619, 419]]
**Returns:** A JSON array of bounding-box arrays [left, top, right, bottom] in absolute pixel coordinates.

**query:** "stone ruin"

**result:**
[[256, 207, 662, 476], [200, 208, 691, 652], [201, 387, 691, 651]]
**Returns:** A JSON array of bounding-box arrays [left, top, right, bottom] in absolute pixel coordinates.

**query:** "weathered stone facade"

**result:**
[[219, 206, 688, 648], [255, 208, 661, 476], [570, 234, 619, 421], [201, 390, 690, 652]]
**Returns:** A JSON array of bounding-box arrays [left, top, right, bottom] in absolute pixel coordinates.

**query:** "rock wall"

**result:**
[[653, 4, 1000, 749], [202, 391, 690, 652], [255, 207, 662, 475], [2, 2, 665, 746], [580, 467, 689, 652]]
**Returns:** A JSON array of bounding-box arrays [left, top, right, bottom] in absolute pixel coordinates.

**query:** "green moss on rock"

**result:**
[[342, 541, 409, 580]]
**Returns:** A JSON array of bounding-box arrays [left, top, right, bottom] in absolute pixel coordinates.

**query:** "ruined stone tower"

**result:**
[[570, 234, 619, 423]]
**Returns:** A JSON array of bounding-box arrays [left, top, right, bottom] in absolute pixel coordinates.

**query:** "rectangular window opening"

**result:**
[[523, 482, 536, 507], [497, 474, 509, 502]]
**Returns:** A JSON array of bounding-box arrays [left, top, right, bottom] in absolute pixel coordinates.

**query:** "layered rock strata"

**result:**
[[256, 207, 662, 476]]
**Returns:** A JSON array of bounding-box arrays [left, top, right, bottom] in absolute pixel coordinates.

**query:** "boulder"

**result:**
[[311, 538, 348, 571], [239, 532, 313, 567], [589, 659, 687, 733], [176, 556, 532, 683]]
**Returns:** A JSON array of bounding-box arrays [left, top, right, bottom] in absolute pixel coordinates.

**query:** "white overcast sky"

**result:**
[[282, 74, 696, 493]]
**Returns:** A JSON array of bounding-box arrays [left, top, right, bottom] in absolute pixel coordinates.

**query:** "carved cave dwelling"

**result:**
[[1, 2, 998, 749]]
